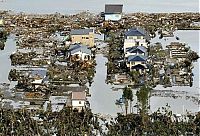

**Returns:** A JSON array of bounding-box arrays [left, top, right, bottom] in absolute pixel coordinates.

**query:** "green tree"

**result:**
[[123, 86, 133, 115], [136, 85, 152, 126]]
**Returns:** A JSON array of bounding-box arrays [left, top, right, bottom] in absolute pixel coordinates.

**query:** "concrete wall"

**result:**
[[105, 14, 122, 21], [71, 32, 94, 47]]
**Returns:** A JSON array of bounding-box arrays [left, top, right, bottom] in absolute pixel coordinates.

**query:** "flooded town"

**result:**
[[0, 0, 199, 135]]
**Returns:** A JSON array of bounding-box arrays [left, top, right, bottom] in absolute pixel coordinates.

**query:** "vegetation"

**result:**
[[0, 108, 99, 135], [122, 86, 133, 115]]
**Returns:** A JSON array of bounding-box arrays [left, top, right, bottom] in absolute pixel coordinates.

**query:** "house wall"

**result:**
[[124, 39, 148, 52], [72, 100, 85, 111], [71, 32, 94, 47], [126, 61, 146, 71], [126, 36, 144, 40], [0, 19, 4, 26], [71, 51, 91, 60], [105, 14, 122, 21], [125, 52, 145, 58], [72, 100, 85, 107]]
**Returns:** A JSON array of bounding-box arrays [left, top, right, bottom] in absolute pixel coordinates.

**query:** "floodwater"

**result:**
[[88, 54, 123, 116], [0, 35, 16, 83], [0, 30, 199, 115], [89, 30, 199, 116], [150, 30, 200, 114]]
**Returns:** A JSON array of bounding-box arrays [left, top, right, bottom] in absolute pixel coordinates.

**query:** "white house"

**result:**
[[68, 44, 92, 61], [104, 4, 123, 21], [71, 91, 86, 112], [124, 28, 149, 52]]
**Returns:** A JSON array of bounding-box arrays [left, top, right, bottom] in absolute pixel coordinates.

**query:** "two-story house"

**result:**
[[124, 28, 149, 52], [124, 28, 149, 72], [70, 29, 94, 47]]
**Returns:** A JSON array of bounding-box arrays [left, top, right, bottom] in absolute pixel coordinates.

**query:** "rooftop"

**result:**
[[69, 44, 92, 55], [128, 55, 147, 62], [125, 28, 146, 37], [71, 91, 86, 100], [126, 46, 147, 53], [105, 4, 123, 14], [70, 29, 93, 35]]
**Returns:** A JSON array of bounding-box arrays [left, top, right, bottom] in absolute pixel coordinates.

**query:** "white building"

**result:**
[[104, 4, 123, 21], [71, 91, 86, 112], [124, 28, 149, 52], [68, 44, 92, 61]]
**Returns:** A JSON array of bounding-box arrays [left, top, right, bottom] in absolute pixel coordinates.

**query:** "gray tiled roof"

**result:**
[[126, 46, 147, 54], [69, 44, 92, 55], [105, 4, 123, 14], [127, 55, 147, 62], [70, 29, 93, 35]]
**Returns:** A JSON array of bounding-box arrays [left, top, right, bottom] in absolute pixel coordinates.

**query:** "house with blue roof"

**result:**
[[67, 44, 92, 61], [124, 28, 149, 52], [125, 46, 147, 58], [126, 55, 147, 72]]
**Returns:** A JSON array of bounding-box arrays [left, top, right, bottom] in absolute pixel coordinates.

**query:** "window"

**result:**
[[79, 101, 81, 104], [86, 37, 89, 39]]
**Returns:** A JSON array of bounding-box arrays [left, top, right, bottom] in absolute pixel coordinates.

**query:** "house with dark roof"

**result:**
[[104, 4, 123, 21], [126, 55, 147, 72], [70, 29, 94, 47], [125, 46, 147, 58], [67, 44, 92, 61], [124, 28, 149, 51]]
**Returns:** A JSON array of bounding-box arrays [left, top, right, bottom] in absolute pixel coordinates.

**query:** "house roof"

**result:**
[[131, 64, 146, 70], [68, 44, 81, 51], [70, 29, 93, 35], [125, 28, 146, 37], [105, 4, 123, 14], [128, 55, 147, 62], [69, 44, 91, 55], [72, 91, 86, 100], [126, 46, 147, 54]]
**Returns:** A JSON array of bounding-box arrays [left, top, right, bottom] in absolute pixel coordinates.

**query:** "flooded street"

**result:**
[[88, 54, 122, 116], [0, 35, 16, 84]]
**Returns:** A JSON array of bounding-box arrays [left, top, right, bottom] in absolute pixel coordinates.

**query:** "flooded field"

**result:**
[[89, 30, 199, 116], [150, 30, 199, 114], [0, 24, 199, 116]]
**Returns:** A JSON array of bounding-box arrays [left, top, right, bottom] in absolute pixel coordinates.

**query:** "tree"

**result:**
[[136, 85, 152, 127], [122, 86, 133, 115]]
